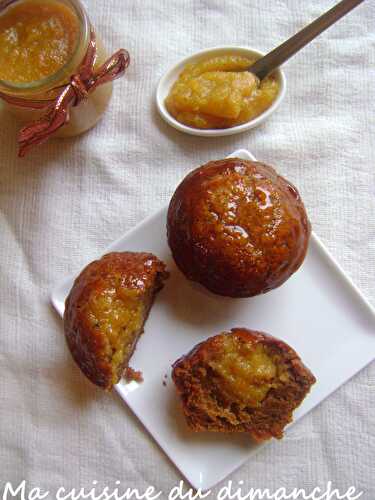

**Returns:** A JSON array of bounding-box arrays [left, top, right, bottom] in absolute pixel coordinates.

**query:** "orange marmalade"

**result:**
[[0, 0, 80, 84], [0, 0, 117, 140], [165, 55, 280, 129]]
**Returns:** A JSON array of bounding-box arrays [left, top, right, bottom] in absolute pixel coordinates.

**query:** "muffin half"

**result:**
[[172, 328, 316, 441], [64, 252, 168, 390]]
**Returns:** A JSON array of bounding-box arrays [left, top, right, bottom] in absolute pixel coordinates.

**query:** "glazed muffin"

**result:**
[[167, 158, 311, 297], [172, 328, 316, 441], [64, 252, 168, 390]]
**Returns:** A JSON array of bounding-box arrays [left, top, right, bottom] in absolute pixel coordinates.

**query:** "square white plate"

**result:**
[[51, 149, 375, 492]]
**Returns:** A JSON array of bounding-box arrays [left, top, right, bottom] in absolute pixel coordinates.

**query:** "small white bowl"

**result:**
[[156, 46, 286, 137]]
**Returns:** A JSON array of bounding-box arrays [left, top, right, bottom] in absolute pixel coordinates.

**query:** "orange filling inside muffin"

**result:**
[[209, 335, 289, 407], [87, 276, 146, 386]]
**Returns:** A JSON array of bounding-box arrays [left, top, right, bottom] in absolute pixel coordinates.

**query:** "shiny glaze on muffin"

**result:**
[[167, 158, 311, 297], [64, 252, 168, 390]]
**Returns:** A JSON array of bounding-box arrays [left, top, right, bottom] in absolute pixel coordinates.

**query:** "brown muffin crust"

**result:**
[[172, 328, 316, 441], [64, 252, 168, 390], [167, 158, 311, 297]]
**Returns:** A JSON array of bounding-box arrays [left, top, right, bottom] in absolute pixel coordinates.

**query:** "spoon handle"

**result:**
[[249, 0, 364, 80]]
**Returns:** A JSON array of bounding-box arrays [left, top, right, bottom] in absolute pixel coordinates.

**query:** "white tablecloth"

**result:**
[[1, 0, 374, 498]]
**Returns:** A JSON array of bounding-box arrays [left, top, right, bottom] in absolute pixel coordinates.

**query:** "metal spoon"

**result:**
[[249, 0, 365, 81]]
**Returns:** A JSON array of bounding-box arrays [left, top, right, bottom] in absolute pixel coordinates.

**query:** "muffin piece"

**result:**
[[172, 328, 316, 441], [64, 252, 168, 390], [167, 158, 311, 297]]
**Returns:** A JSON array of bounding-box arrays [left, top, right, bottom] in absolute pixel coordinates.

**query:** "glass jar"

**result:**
[[0, 0, 115, 138]]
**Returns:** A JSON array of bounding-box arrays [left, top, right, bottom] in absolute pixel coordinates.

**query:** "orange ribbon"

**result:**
[[0, 29, 130, 157]]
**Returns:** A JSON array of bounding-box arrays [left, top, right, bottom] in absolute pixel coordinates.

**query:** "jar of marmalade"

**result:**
[[0, 0, 129, 154]]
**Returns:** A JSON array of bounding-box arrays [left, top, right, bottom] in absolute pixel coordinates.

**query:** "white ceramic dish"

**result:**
[[51, 149, 375, 491], [156, 46, 286, 137]]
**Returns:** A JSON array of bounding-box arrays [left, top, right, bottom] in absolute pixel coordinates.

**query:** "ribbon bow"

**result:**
[[0, 29, 130, 157]]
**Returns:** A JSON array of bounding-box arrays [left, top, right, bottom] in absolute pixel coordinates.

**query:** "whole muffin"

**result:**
[[172, 328, 316, 441], [64, 252, 168, 390], [167, 158, 311, 297]]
